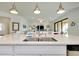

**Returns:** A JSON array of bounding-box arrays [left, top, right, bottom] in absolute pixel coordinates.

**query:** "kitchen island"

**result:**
[[0, 33, 79, 56]]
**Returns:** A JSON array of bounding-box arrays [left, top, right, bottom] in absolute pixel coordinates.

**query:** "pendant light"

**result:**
[[57, 3, 65, 14], [33, 3, 40, 14], [9, 2, 18, 14]]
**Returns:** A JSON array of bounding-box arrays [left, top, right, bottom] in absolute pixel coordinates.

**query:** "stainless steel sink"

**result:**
[[23, 37, 57, 42]]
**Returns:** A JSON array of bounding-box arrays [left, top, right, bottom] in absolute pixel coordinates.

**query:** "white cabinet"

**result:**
[[0, 45, 66, 56], [14, 45, 66, 56], [0, 45, 13, 55]]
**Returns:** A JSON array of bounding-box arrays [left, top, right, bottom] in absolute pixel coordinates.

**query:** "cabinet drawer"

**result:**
[[0, 46, 13, 55], [14, 45, 66, 55]]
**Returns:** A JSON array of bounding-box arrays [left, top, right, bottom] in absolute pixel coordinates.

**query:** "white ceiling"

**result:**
[[0, 2, 79, 22]]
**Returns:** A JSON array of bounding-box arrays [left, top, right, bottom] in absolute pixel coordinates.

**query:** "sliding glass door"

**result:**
[[54, 18, 68, 34]]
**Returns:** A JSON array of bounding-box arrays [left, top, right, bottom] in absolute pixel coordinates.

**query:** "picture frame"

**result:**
[[23, 25, 26, 29], [12, 22, 19, 31]]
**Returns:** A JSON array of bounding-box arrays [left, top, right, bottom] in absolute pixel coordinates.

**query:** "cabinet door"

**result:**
[[0, 45, 13, 55], [14, 45, 66, 55]]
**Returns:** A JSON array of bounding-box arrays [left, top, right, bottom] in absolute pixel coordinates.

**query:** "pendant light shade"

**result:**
[[57, 3, 65, 14], [9, 2, 18, 14], [33, 3, 40, 14]]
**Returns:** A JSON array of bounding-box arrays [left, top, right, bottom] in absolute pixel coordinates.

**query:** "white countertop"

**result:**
[[0, 33, 79, 45]]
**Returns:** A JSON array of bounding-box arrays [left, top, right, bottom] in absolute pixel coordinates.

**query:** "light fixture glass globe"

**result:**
[[10, 9, 18, 14], [57, 10, 65, 14], [33, 3, 40, 14], [34, 8, 40, 14], [9, 2, 18, 14], [57, 3, 65, 14]]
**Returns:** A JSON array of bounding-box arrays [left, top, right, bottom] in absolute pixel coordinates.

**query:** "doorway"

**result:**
[[36, 25, 44, 31], [0, 16, 10, 35], [54, 18, 68, 35]]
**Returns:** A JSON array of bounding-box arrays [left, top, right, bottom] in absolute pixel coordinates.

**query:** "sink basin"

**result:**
[[23, 37, 57, 42]]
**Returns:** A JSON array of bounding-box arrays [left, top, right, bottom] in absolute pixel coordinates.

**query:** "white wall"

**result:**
[[67, 8, 79, 36], [29, 18, 51, 31], [52, 7, 79, 36], [0, 11, 28, 33]]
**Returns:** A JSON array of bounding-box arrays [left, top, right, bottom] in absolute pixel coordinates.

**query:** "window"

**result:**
[[54, 18, 68, 34], [36, 25, 44, 31], [0, 23, 2, 31], [62, 22, 68, 34]]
